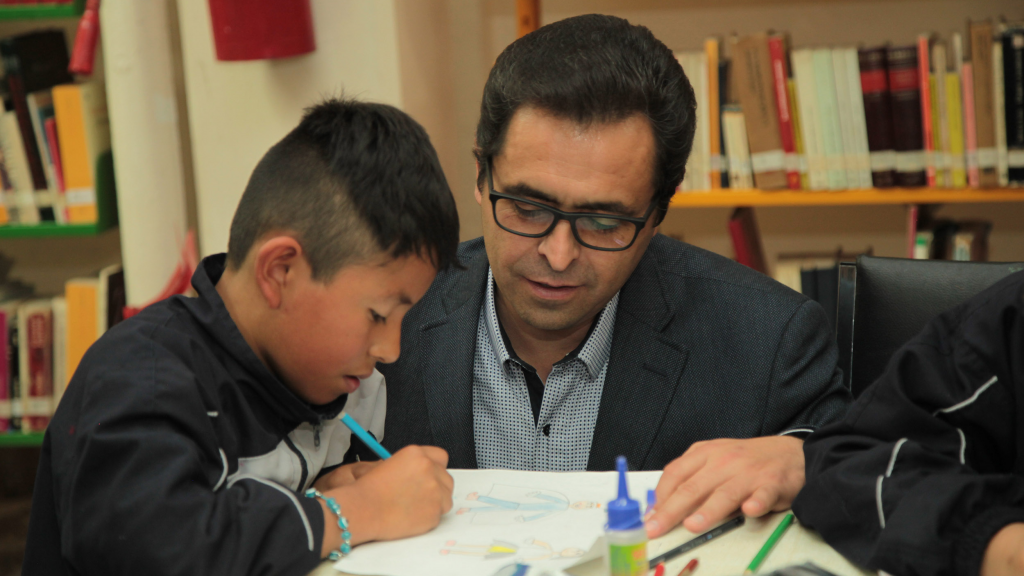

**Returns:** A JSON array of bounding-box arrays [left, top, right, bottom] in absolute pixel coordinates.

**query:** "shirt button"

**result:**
[[543, 424, 551, 436]]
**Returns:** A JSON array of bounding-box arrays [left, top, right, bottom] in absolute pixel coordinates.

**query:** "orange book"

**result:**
[[706, 38, 721, 189], [65, 277, 99, 382], [52, 82, 109, 224]]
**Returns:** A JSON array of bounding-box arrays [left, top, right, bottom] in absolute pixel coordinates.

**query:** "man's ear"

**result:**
[[253, 236, 304, 310], [474, 158, 484, 205]]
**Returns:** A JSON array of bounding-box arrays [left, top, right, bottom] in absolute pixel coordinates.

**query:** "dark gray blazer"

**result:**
[[379, 235, 851, 470]]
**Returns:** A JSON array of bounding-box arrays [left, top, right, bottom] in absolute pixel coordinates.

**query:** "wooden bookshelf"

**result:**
[[0, 0, 83, 20], [670, 188, 1024, 208], [0, 432, 44, 447], [0, 221, 114, 239]]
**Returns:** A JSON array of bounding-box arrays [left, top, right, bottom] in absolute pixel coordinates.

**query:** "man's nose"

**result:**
[[537, 220, 580, 272]]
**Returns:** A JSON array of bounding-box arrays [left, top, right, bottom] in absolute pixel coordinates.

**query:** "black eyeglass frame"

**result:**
[[485, 159, 657, 252]]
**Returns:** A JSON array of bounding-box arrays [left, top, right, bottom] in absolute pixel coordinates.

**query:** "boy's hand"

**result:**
[[326, 445, 453, 550], [313, 461, 381, 492], [982, 523, 1024, 576], [645, 436, 805, 537]]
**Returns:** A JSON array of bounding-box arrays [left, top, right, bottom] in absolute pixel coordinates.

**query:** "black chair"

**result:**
[[835, 256, 1024, 398]]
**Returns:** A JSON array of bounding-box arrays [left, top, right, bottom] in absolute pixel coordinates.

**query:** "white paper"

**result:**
[[334, 469, 662, 576]]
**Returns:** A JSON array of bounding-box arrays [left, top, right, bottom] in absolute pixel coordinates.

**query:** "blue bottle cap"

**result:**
[[607, 455, 643, 530]]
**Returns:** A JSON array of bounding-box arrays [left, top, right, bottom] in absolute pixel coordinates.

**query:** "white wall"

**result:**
[[176, 0, 404, 256]]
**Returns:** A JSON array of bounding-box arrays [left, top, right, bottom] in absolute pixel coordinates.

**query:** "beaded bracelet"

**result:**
[[304, 488, 352, 560]]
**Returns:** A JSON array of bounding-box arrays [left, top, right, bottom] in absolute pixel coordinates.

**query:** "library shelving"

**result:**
[[670, 188, 1024, 208], [0, 432, 44, 447], [0, 0, 83, 21]]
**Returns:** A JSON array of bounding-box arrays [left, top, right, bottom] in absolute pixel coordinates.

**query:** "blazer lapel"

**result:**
[[588, 243, 690, 471], [418, 252, 490, 469]]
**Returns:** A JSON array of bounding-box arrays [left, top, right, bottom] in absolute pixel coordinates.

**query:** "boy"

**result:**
[[794, 271, 1024, 576], [23, 98, 461, 575]]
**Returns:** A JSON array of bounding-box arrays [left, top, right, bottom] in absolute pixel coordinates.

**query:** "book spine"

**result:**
[[20, 308, 52, 432], [52, 297, 67, 410], [859, 47, 897, 188], [44, 117, 67, 221], [933, 42, 952, 188], [930, 75, 944, 186], [788, 79, 809, 189], [769, 35, 800, 189], [706, 38, 722, 189], [918, 36, 936, 187], [962, 63, 980, 187], [971, 21, 998, 186], [794, 49, 827, 189], [832, 48, 861, 188], [845, 48, 874, 189], [8, 313, 19, 432], [994, 42, 1010, 185], [1004, 28, 1024, 184], [0, 111, 40, 225], [0, 40, 48, 193], [719, 60, 731, 188], [947, 73, 967, 187], [813, 49, 847, 189], [888, 45, 927, 187], [732, 34, 788, 190], [0, 311, 9, 432], [52, 84, 99, 224]]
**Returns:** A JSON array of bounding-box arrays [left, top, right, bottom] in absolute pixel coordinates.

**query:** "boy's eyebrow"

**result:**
[[502, 183, 637, 216]]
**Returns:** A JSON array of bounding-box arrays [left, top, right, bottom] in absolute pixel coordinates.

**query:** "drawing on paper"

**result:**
[[455, 484, 601, 524], [439, 538, 586, 562]]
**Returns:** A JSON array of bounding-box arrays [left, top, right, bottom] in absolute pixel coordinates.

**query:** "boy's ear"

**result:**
[[253, 236, 305, 309]]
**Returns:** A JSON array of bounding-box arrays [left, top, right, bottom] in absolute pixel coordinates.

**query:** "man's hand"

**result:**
[[313, 461, 381, 492], [982, 523, 1024, 576], [322, 445, 453, 554], [645, 436, 805, 538]]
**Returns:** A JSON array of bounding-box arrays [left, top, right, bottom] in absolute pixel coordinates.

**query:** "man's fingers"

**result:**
[[654, 450, 707, 504], [646, 477, 716, 538], [741, 484, 781, 517], [683, 479, 751, 533]]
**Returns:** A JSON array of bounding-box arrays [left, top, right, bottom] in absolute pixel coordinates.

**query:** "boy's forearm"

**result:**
[[319, 484, 380, 557]]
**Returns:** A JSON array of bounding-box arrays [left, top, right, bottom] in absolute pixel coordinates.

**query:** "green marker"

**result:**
[[744, 512, 795, 574]]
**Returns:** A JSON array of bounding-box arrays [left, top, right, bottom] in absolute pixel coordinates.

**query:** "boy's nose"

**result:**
[[537, 220, 580, 272], [371, 322, 401, 364]]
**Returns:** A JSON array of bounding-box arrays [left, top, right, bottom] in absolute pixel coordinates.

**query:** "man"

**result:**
[[379, 14, 851, 537]]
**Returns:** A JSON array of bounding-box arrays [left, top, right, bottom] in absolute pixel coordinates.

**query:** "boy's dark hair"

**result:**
[[474, 14, 696, 223], [227, 98, 460, 280]]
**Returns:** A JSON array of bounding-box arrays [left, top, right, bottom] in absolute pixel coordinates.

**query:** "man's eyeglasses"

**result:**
[[486, 159, 657, 252]]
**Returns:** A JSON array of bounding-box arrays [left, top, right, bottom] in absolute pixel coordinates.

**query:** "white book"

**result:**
[[844, 48, 874, 188], [933, 42, 952, 187], [813, 48, 847, 189], [26, 90, 62, 223], [0, 111, 40, 225], [832, 48, 861, 187], [675, 52, 711, 192], [792, 49, 827, 189], [993, 41, 1009, 186], [51, 296, 67, 410], [723, 106, 754, 189]]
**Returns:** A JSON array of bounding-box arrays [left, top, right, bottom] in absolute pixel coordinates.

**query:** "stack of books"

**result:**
[[676, 20, 1024, 192], [0, 29, 111, 228], [0, 263, 123, 435]]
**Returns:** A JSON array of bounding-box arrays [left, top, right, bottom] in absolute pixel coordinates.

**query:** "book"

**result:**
[[0, 110, 40, 224], [65, 277, 98, 383], [0, 300, 18, 432], [44, 117, 66, 220], [728, 207, 767, 274], [970, 20, 999, 187], [993, 40, 1009, 186], [722, 105, 754, 189], [932, 40, 952, 187], [52, 81, 111, 224], [917, 35, 937, 187], [26, 90, 57, 222], [0, 37, 48, 193], [1003, 26, 1024, 184], [914, 231, 934, 259], [842, 47, 873, 189], [812, 48, 847, 189], [97, 263, 125, 335], [962, 62, 981, 187], [719, 59, 732, 188], [675, 52, 710, 192], [859, 46, 897, 188], [793, 49, 828, 189], [731, 34, 788, 190], [706, 38, 722, 189], [888, 45, 927, 187], [768, 35, 801, 189], [788, 79, 810, 189], [946, 66, 967, 188], [832, 48, 863, 188], [51, 295, 67, 411], [17, 299, 52, 433], [949, 220, 992, 261]]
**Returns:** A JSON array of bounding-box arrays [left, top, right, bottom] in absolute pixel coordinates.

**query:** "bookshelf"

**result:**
[[0, 0, 83, 21], [670, 188, 1024, 208], [0, 432, 44, 447]]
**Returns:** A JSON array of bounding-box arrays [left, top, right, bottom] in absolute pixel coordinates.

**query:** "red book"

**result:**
[[768, 34, 800, 189], [917, 35, 936, 187], [728, 207, 768, 274], [18, 301, 52, 433]]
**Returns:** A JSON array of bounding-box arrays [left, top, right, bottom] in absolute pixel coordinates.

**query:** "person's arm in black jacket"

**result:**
[[794, 274, 1024, 576]]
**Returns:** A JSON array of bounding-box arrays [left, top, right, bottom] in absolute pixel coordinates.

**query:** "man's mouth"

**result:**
[[526, 278, 580, 300]]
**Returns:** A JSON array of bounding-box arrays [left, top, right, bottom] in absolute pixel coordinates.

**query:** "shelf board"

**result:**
[[0, 432, 44, 447], [0, 0, 84, 20], [0, 220, 115, 238], [670, 188, 1024, 208]]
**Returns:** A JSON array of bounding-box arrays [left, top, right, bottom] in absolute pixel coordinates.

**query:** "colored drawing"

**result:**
[[456, 484, 600, 524], [440, 537, 586, 562]]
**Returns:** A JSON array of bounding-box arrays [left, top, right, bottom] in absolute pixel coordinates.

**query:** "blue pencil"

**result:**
[[340, 413, 392, 459]]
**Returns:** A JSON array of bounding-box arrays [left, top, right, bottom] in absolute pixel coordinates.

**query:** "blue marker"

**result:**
[[340, 413, 392, 459]]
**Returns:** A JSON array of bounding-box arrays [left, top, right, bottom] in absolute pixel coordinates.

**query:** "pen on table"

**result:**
[[339, 413, 392, 459], [743, 512, 795, 574], [648, 515, 745, 566], [653, 562, 666, 576], [676, 558, 699, 576]]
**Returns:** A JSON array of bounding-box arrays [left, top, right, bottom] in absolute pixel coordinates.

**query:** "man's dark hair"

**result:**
[[227, 98, 460, 280], [475, 14, 696, 223]]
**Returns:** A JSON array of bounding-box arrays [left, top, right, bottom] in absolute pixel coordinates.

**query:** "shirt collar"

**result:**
[[483, 267, 619, 379]]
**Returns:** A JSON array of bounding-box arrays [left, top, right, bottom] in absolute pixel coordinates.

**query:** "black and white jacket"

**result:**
[[794, 270, 1024, 576], [23, 254, 385, 576]]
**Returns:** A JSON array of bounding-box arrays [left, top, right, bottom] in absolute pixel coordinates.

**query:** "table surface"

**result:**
[[309, 511, 872, 576]]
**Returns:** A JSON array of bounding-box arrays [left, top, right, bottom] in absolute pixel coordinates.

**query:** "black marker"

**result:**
[[648, 515, 746, 566]]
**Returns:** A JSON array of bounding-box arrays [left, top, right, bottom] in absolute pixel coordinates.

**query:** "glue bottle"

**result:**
[[606, 455, 649, 576]]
